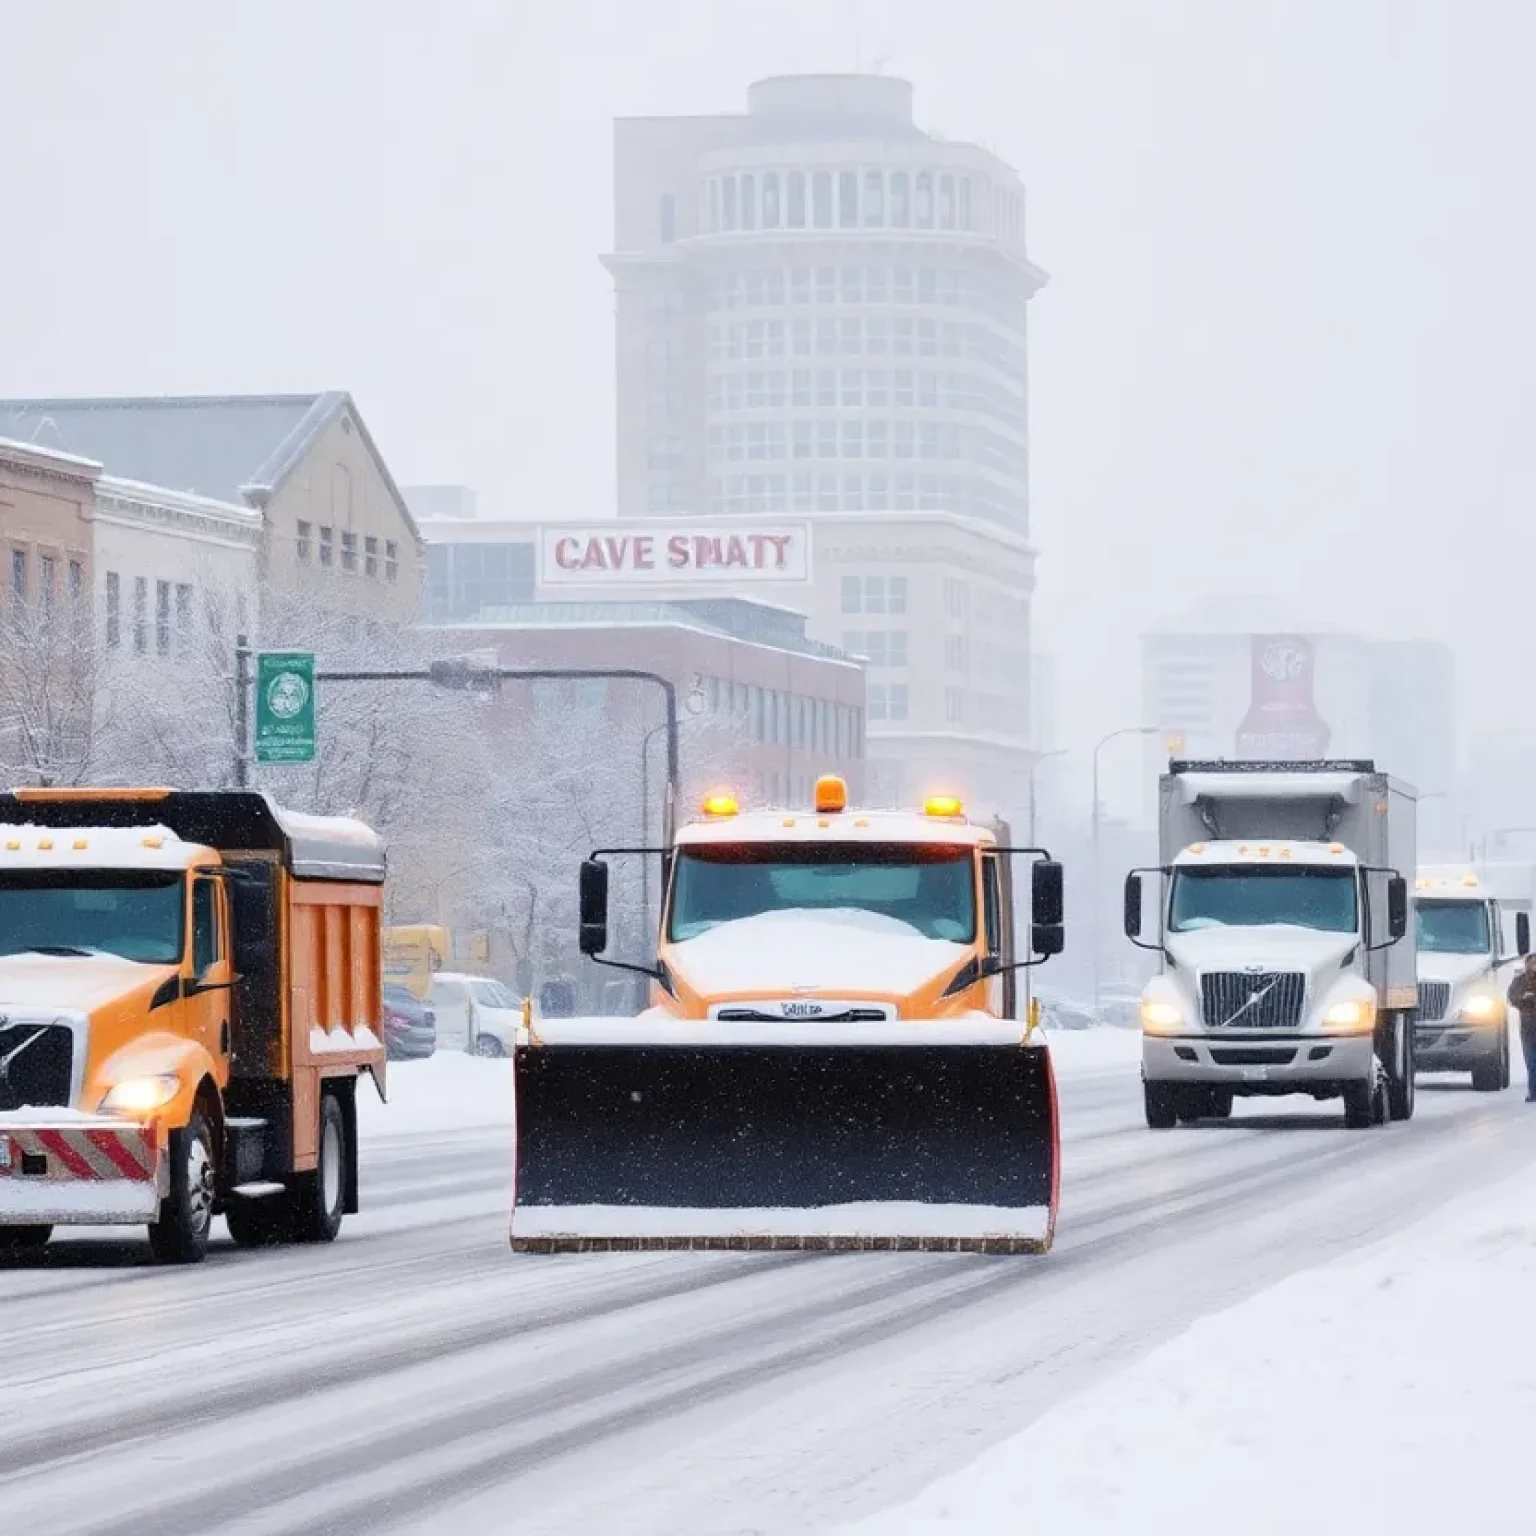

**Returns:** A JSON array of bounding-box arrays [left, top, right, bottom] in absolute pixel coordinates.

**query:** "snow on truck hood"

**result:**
[[0, 950, 175, 1013], [1415, 952, 1498, 986], [1164, 924, 1359, 977], [669, 909, 970, 998]]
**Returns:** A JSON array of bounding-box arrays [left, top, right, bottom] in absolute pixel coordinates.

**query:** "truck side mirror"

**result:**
[[1123, 873, 1143, 940], [1519, 912, 1531, 957], [1029, 859, 1064, 958], [578, 859, 610, 957], [1387, 875, 1408, 942]]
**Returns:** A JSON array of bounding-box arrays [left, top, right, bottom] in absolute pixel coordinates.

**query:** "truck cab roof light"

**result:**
[[1329, 843, 1345, 854], [924, 795, 964, 819], [814, 774, 848, 814], [701, 793, 739, 818]]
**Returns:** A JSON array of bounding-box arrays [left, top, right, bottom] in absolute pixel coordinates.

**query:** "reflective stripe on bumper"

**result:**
[[0, 1122, 164, 1225]]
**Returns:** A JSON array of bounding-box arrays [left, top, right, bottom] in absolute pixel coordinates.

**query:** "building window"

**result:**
[[958, 177, 972, 230], [864, 170, 884, 226], [787, 171, 806, 228], [10, 548, 25, 602], [365, 535, 378, 577], [946, 634, 966, 671], [176, 583, 192, 650], [155, 580, 171, 656], [945, 577, 969, 618], [296, 521, 312, 561], [740, 173, 756, 230], [707, 178, 720, 232], [842, 574, 906, 614], [385, 540, 399, 582], [891, 171, 910, 227], [838, 170, 858, 227], [133, 577, 148, 654], [105, 571, 120, 648], [68, 559, 83, 604], [945, 687, 965, 724], [722, 175, 737, 230], [659, 192, 676, 244], [39, 555, 55, 615], [758, 172, 780, 229], [938, 174, 955, 229], [319, 526, 334, 567], [915, 171, 934, 228], [812, 170, 833, 229], [341, 531, 358, 573]]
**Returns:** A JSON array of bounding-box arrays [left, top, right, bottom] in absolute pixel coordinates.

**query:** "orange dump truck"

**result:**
[[512, 774, 1067, 1254], [0, 788, 387, 1263]]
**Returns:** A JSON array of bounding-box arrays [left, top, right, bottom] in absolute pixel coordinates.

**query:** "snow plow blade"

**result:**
[[510, 1020, 1059, 1254]]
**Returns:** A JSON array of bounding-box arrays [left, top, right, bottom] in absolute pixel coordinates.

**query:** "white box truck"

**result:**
[[1413, 862, 1532, 1091], [1124, 760, 1416, 1130]]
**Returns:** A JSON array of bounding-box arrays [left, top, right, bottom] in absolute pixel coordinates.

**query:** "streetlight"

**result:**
[[1091, 726, 1160, 1011]]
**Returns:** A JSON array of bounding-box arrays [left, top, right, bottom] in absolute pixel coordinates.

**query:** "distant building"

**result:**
[[0, 393, 424, 625], [1140, 624, 1458, 841], [0, 437, 98, 611]]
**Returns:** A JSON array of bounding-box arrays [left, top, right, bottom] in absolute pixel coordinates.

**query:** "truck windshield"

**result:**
[[1168, 866, 1358, 934], [0, 871, 185, 964], [669, 842, 976, 943], [1415, 899, 1490, 955]]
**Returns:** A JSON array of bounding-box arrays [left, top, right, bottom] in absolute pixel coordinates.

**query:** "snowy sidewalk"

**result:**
[[844, 1142, 1536, 1535]]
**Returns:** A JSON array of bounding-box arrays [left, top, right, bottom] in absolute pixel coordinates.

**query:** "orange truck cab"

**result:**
[[0, 788, 387, 1263]]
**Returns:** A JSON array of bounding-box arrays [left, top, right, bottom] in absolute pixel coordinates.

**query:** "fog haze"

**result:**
[[2, 0, 1530, 812]]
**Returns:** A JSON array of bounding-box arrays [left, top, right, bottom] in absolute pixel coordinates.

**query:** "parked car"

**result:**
[[382, 983, 437, 1060], [427, 971, 525, 1057]]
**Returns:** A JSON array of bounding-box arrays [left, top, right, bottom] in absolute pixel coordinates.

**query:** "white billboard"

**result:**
[[537, 524, 811, 589]]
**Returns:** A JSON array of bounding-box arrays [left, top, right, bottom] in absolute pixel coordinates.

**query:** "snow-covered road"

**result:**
[[3, 1035, 1534, 1535]]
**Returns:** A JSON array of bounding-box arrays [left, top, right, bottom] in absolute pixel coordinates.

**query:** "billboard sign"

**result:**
[[537, 524, 811, 589], [1236, 634, 1331, 760]]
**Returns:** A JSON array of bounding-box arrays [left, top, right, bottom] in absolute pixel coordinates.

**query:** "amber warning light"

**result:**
[[814, 774, 848, 813]]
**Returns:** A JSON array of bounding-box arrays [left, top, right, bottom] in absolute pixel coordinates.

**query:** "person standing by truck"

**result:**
[[1507, 954, 1536, 1100]]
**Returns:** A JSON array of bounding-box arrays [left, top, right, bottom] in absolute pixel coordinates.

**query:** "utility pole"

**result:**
[[232, 633, 251, 789]]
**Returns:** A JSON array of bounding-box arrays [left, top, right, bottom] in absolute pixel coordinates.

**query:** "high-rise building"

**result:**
[[604, 73, 1044, 532], [601, 73, 1047, 819]]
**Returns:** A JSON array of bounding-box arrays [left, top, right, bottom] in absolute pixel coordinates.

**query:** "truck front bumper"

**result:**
[[0, 1120, 165, 1225], [1143, 1033, 1375, 1091], [1415, 1020, 1505, 1072]]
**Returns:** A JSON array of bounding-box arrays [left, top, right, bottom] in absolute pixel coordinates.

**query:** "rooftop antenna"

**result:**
[[27, 415, 62, 447]]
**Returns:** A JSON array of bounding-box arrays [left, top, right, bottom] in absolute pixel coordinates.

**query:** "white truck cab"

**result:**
[[1125, 761, 1416, 1130], [1413, 866, 1519, 1091]]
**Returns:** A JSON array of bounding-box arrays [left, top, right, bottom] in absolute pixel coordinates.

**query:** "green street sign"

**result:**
[[255, 652, 316, 764]]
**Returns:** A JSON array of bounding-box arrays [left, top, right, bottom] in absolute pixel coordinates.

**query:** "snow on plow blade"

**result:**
[[510, 1020, 1059, 1254]]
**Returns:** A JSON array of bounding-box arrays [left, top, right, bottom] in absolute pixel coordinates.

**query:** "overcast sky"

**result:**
[[2, 1, 1531, 813]]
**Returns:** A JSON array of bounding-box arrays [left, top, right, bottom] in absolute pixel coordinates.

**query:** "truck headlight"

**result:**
[[1323, 1000, 1375, 1034], [1459, 993, 1502, 1023], [99, 1074, 180, 1117], [1141, 1000, 1184, 1035]]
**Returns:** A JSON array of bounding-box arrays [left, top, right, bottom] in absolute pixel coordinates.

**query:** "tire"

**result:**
[[1342, 1077, 1376, 1129], [1387, 1015, 1416, 1121], [1205, 1089, 1234, 1120], [224, 1197, 291, 1248], [289, 1093, 347, 1244], [1502, 1026, 1513, 1090], [148, 1109, 217, 1264], [1144, 1080, 1179, 1129], [472, 1033, 505, 1059], [0, 1226, 52, 1252], [1472, 1042, 1505, 1093]]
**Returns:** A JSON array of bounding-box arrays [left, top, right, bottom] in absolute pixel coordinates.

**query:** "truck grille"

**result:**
[[1418, 982, 1450, 1022], [1200, 972, 1306, 1030], [715, 1007, 892, 1023], [0, 1023, 74, 1112]]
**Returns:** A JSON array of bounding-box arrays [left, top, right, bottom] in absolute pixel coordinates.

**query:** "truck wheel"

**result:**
[[472, 1034, 505, 1059], [1342, 1078, 1376, 1129], [1205, 1089, 1233, 1120], [1472, 1046, 1505, 1093], [1502, 1027, 1512, 1090], [289, 1093, 347, 1244], [1144, 1081, 1179, 1129], [148, 1109, 217, 1264], [1387, 1016, 1416, 1121], [0, 1226, 52, 1252], [224, 1197, 291, 1248]]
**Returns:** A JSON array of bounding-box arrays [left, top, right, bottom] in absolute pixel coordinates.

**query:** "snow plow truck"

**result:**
[[511, 774, 1066, 1254], [0, 787, 386, 1263]]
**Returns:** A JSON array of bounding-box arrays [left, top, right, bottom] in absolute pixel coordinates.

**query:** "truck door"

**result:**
[[982, 852, 1014, 1019], [190, 873, 235, 1080]]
